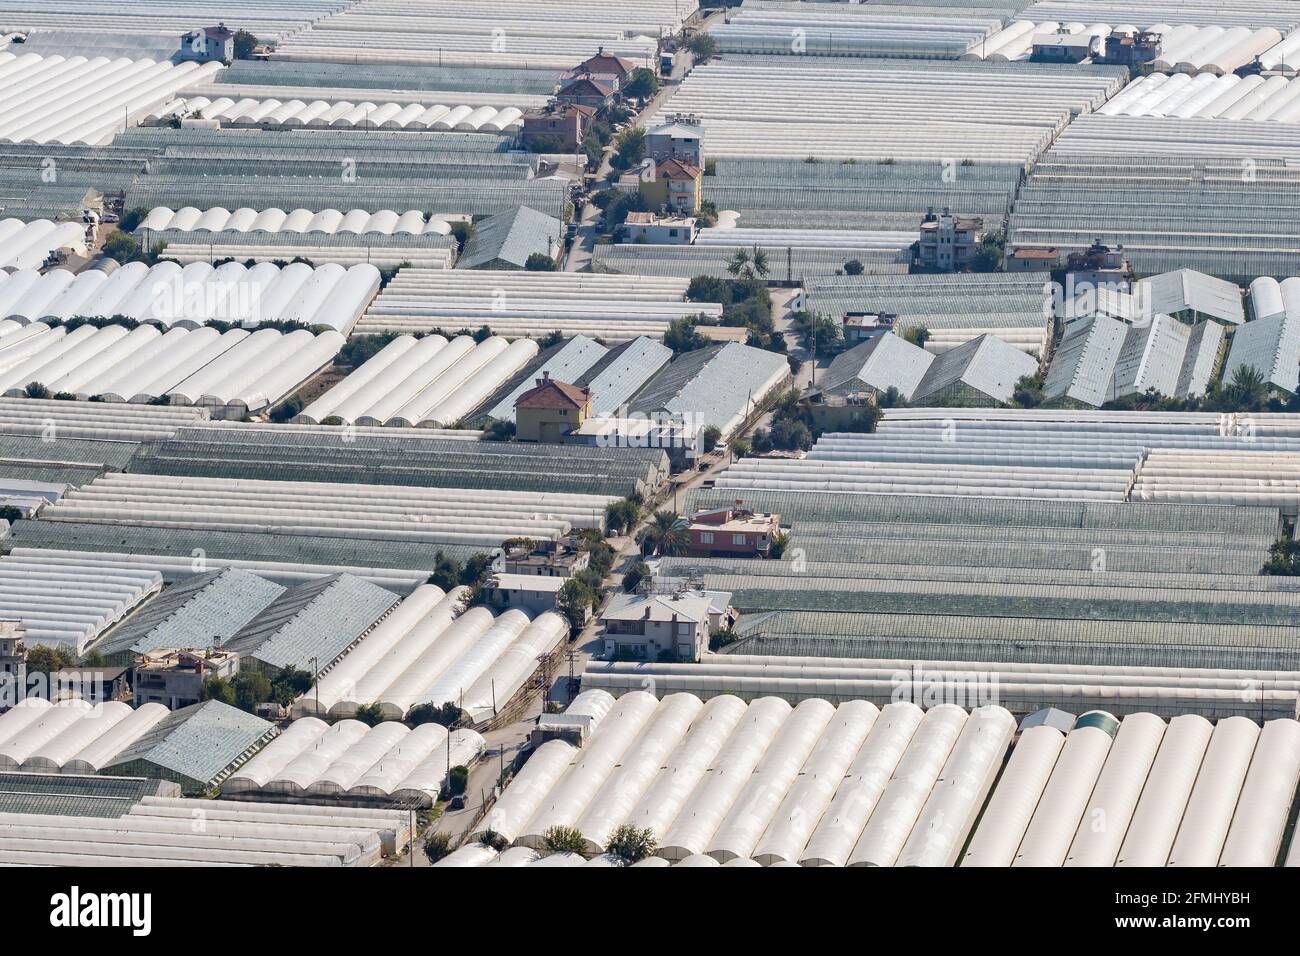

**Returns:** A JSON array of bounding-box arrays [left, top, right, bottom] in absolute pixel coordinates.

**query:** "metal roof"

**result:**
[[1139, 269, 1245, 325], [629, 342, 790, 433], [486, 335, 609, 422], [578, 337, 674, 417], [102, 700, 277, 792], [1224, 313, 1300, 393], [91, 568, 287, 660], [456, 205, 564, 270], [223, 573, 399, 672], [1043, 315, 1128, 406], [0, 772, 173, 819], [912, 333, 1037, 406], [820, 333, 933, 400]]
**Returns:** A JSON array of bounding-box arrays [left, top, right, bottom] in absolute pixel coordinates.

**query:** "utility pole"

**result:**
[[310, 656, 319, 713]]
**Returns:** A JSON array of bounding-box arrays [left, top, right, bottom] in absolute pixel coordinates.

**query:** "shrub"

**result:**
[[424, 831, 452, 863], [702, 425, 722, 453]]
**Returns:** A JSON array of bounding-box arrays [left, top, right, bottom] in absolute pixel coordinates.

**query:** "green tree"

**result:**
[[23, 381, 50, 399], [232, 672, 272, 713], [611, 127, 646, 171], [901, 326, 931, 348], [606, 824, 657, 864], [623, 67, 659, 99], [638, 510, 689, 557], [844, 259, 864, 275], [525, 133, 566, 154], [623, 560, 650, 593], [702, 425, 722, 453], [118, 207, 149, 232], [664, 316, 706, 354], [686, 32, 718, 64], [709, 627, 740, 651], [407, 701, 466, 727], [605, 497, 640, 533], [1262, 539, 1300, 575], [353, 702, 386, 726], [1010, 373, 1045, 408], [970, 230, 1005, 273], [232, 30, 258, 59], [25, 645, 75, 676], [542, 825, 588, 856], [427, 552, 463, 591], [102, 231, 145, 263], [201, 676, 236, 706], [446, 765, 469, 796], [524, 252, 557, 271], [270, 668, 313, 705], [557, 578, 597, 631]]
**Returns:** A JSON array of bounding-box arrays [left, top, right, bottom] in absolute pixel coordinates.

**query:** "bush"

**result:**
[[481, 417, 516, 441], [606, 824, 657, 864], [524, 252, 557, 271], [269, 393, 302, 422], [424, 831, 452, 863], [702, 425, 722, 453], [844, 259, 864, 275]]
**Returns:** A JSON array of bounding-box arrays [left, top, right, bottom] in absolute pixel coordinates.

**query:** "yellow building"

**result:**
[[514, 374, 592, 442], [639, 158, 703, 215]]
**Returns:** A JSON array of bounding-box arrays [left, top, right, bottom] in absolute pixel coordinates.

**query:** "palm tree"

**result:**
[[638, 510, 690, 557], [750, 244, 770, 278], [726, 247, 751, 278], [1225, 364, 1269, 411]]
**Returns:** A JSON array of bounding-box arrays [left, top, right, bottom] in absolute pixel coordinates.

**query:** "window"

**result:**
[[676, 623, 692, 636], [732, 534, 747, 546], [699, 531, 714, 544]]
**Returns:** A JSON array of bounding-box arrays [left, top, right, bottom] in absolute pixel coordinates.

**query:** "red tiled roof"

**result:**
[[516, 379, 591, 410], [656, 158, 702, 180]]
